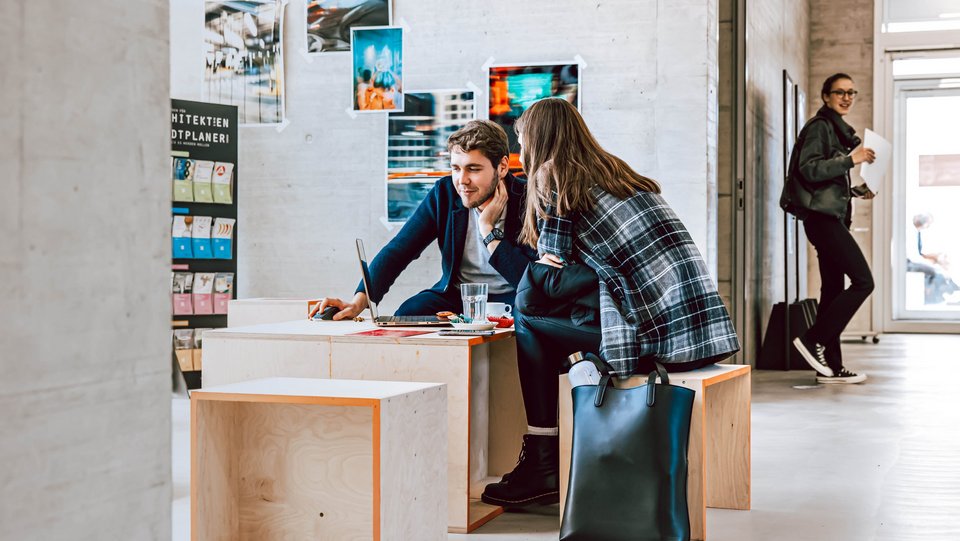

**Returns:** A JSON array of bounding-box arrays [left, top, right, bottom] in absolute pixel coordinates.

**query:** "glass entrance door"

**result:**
[[892, 75, 960, 322]]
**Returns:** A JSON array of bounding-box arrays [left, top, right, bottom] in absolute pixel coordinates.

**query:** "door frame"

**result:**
[[874, 48, 960, 333]]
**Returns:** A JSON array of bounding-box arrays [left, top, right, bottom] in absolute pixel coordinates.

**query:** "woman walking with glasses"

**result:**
[[787, 73, 877, 384]]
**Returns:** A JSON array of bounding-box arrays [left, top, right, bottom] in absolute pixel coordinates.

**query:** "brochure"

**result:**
[[173, 329, 195, 371], [172, 216, 193, 259], [191, 216, 213, 259], [212, 218, 235, 259], [213, 273, 234, 314], [193, 160, 215, 202], [172, 158, 195, 202], [192, 272, 216, 315], [212, 162, 234, 204]]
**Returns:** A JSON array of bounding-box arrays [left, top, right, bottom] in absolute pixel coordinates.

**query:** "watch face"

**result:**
[[484, 228, 504, 246]]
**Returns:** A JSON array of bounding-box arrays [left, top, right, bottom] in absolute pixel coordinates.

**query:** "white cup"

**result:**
[[487, 302, 513, 318]]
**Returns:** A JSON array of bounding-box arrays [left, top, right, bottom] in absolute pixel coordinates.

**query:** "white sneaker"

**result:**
[[792, 336, 834, 377], [817, 367, 867, 384]]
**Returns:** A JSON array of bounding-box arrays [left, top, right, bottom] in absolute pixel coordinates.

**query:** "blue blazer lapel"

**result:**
[[447, 197, 469, 291]]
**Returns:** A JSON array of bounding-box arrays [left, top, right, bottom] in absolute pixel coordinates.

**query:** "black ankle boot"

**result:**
[[481, 434, 559, 508]]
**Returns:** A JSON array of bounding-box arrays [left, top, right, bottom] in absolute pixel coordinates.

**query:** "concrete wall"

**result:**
[[0, 1, 171, 539], [172, 0, 721, 313], [808, 0, 875, 335], [742, 0, 810, 361]]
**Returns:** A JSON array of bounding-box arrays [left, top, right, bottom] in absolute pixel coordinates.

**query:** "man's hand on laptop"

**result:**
[[315, 292, 368, 321]]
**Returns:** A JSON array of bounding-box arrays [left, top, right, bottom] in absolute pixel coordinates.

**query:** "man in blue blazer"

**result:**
[[318, 120, 537, 319]]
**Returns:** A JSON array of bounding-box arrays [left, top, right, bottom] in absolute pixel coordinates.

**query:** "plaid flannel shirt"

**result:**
[[538, 187, 740, 376]]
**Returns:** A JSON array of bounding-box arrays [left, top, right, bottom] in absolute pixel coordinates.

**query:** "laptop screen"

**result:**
[[355, 239, 381, 320]]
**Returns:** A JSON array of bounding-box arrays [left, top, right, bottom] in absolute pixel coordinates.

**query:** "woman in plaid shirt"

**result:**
[[482, 98, 740, 509]]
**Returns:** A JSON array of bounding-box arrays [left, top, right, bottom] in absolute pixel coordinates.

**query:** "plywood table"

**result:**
[[192, 377, 447, 540], [202, 319, 527, 533], [559, 363, 751, 541]]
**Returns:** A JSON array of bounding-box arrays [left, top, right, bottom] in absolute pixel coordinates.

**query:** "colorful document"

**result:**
[[192, 272, 216, 315], [192, 160, 215, 202], [212, 162, 234, 204], [172, 158, 195, 202], [191, 216, 213, 259], [212, 218, 235, 259], [172, 216, 193, 259], [213, 273, 234, 314], [172, 272, 194, 315]]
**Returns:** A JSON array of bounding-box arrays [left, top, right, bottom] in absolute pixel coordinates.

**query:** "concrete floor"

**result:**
[[172, 334, 960, 540]]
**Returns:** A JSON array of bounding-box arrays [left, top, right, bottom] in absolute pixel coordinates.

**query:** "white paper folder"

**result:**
[[859, 129, 891, 193]]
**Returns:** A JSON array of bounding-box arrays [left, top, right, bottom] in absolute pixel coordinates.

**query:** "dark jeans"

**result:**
[[395, 287, 516, 316], [514, 310, 710, 428], [803, 213, 875, 371], [515, 311, 603, 427]]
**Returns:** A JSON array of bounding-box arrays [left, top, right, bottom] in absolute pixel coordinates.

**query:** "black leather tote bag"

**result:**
[[560, 358, 695, 541]]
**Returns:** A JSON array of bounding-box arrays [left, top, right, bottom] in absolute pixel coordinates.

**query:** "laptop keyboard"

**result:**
[[379, 315, 440, 323]]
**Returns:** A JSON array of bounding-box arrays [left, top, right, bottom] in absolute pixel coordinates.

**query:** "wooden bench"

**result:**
[[559, 363, 751, 541], [192, 377, 447, 540]]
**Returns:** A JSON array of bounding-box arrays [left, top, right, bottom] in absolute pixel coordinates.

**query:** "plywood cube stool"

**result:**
[[192, 377, 447, 541], [559, 363, 751, 541]]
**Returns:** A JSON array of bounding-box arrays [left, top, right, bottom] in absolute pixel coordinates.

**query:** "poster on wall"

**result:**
[[386, 90, 477, 222], [351, 26, 403, 112], [203, 0, 286, 125], [306, 0, 391, 54], [488, 62, 581, 170]]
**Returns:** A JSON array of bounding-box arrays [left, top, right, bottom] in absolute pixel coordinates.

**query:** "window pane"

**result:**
[[892, 57, 960, 78], [883, 0, 960, 32], [386, 90, 477, 223], [901, 93, 960, 313]]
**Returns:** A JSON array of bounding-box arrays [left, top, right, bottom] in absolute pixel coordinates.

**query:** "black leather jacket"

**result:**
[[787, 106, 859, 224], [514, 263, 600, 326]]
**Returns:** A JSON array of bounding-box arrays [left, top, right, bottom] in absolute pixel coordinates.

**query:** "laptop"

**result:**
[[356, 239, 451, 327]]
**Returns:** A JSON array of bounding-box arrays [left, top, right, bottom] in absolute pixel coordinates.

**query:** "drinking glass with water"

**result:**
[[460, 283, 488, 322]]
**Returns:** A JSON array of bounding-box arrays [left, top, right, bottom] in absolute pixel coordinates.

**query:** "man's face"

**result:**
[[450, 147, 504, 208]]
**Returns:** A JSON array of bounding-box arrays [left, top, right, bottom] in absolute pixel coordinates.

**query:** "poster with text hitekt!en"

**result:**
[[352, 26, 403, 113], [203, 0, 286, 125], [488, 62, 581, 170], [306, 0, 391, 54], [387, 90, 476, 222]]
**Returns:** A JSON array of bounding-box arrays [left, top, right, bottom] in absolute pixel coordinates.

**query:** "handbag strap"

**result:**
[[584, 353, 615, 407], [645, 363, 670, 407], [590, 355, 670, 408]]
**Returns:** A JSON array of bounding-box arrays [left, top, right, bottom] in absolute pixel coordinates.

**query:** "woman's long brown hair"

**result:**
[[516, 98, 660, 248]]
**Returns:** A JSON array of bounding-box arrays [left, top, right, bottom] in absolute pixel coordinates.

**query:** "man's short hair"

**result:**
[[447, 120, 509, 168]]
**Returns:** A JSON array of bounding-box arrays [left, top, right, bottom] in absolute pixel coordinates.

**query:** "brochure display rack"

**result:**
[[170, 99, 238, 389]]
